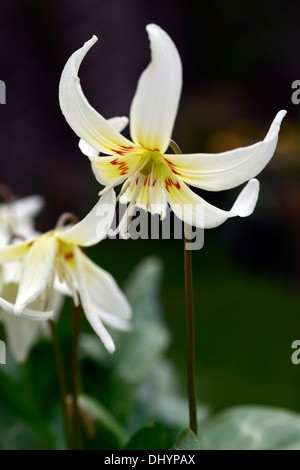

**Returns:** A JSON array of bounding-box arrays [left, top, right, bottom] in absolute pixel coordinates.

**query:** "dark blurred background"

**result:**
[[1, 0, 300, 413]]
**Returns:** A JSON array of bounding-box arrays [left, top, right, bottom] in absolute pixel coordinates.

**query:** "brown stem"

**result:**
[[169, 138, 198, 435], [71, 304, 82, 449], [48, 319, 72, 449], [184, 227, 198, 435]]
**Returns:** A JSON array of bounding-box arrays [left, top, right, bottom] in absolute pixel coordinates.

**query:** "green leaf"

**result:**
[[124, 422, 166, 450], [114, 256, 170, 381], [79, 394, 128, 448], [171, 428, 202, 450], [102, 258, 170, 420], [198, 405, 300, 450], [0, 368, 54, 449], [129, 359, 209, 435]]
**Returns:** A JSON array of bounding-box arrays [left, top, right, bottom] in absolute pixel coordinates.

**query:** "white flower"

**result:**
[[0, 191, 131, 353], [59, 23, 286, 230], [0, 193, 51, 362], [0, 194, 44, 245], [0, 260, 63, 362]]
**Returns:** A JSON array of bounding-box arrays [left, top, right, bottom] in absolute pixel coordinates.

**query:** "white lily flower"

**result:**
[[59, 24, 286, 230], [0, 192, 56, 362], [0, 260, 64, 362], [0, 190, 131, 353], [0, 194, 44, 245]]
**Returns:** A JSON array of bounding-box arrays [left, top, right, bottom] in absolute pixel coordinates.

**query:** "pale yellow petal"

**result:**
[[15, 236, 57, 314], [56, 190, 116, 247], [164, 110, 286, 191], [59, 36, 135, 156], [130, 24, 182, 153], [161, 165, 260, 228]]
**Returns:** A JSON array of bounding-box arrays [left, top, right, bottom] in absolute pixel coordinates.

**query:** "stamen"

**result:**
[[129, 159, 150, 192], [147, 163, 155, 210], [56, 259, 64, 283], [117, 179, 132, 201], [98, 175, 126, 196], [109, 177, 144, 239]]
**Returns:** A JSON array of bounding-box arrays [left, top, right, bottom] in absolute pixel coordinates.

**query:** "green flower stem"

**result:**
[[48, 319, 72, 449], [169, 138, 198, 436], [71, 304, 82, 450]]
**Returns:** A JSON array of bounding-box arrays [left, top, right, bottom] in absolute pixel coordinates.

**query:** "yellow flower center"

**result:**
[[140, 149, 163, 176]]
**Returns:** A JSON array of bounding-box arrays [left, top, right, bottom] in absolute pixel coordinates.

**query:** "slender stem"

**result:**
[[55, 212, 79, 230], [48, 319, 72, 449], [169, 139, 182, 155], [184, 227, 198, 435], [169, 138, 198, 435], [71, 304, 82, 450]]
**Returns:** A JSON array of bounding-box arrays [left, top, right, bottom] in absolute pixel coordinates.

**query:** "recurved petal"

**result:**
[[15, 236, 57, 315], [0, 239, 33, 263], [56, 190, 116, 247], [59, 36, 135, 156], [74, 248, 115, 353], [162, 165, 260, 228], [164, 110, 286, 191], [79, 115, 129, 158], [130, 24, 182, 153], [74, 248, 131, 353], [79, 116, 130, 186], [0, 296, 54, 321]]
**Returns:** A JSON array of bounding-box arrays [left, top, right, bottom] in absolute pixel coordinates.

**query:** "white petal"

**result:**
[[164, 110, 286, 191], [75, 249, 131, 320], [230, 178, 260, 217], [74, 248, 131, 353], [107, 116, 129, 133], [0, 296, 53, 320], [74, 248, 115, 353], [161, 164, 260, 228], [95, 310, 132, 331], [79, 115, 129, 157], [15, 236, 57, 314], [56, 190, 116, 246], [59, 36, 135, 156], [11, 195, 45, 223], [1, 305, 41, 362], [130, 24, 182, 153], [89, 153, 143, 188], [54, 276, 73, 298], [79, 116, 130, 186], [0, 239, 32, 263], [2, 260, 22, 284]]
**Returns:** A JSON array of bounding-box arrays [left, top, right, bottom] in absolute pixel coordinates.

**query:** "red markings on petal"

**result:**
[[164, 158, 180, 175], [64, 252, 74, 261], [110, 158, 129, 175], [111, 146, 135, 157], [164, 177, 181, 193], [143, 176, 150, 187]]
